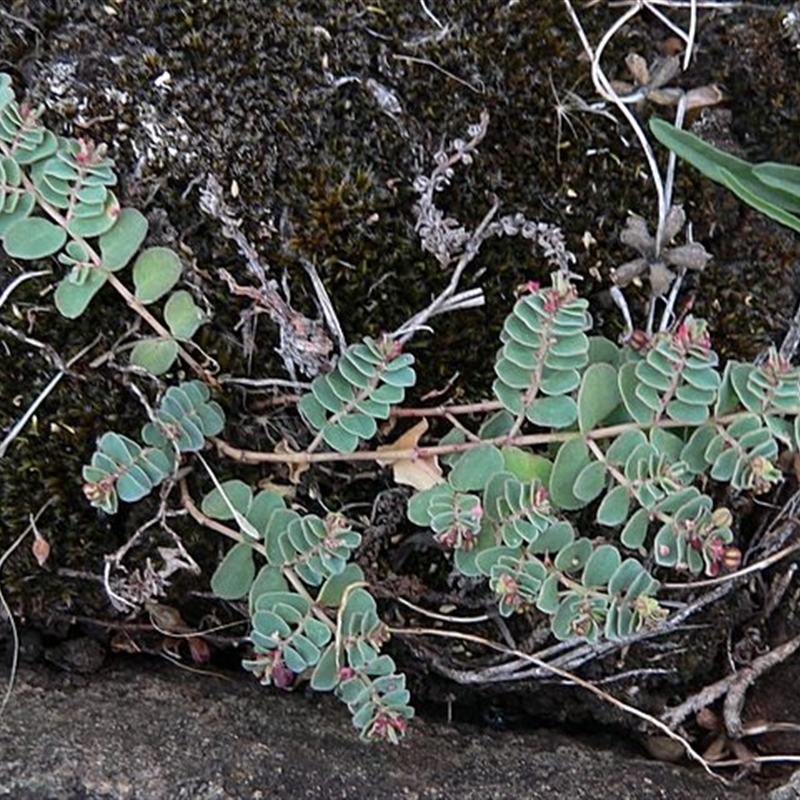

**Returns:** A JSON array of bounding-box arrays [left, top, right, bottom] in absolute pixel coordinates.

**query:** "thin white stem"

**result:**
[[0, 270, 50, 311], [643, 2, 692, 43], [573, 0, 669, 242], [662, 94, 688, 221], [0, 335, 100, 459], [684, 0, 699, 70]]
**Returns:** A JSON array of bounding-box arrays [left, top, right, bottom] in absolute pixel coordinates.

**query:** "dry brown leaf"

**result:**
[[188, 636, 211, 665], [275, 438, 309, 485], [376, 419, 443, 491], [31, 531, 50, 567], [146, 601, 190, 634]]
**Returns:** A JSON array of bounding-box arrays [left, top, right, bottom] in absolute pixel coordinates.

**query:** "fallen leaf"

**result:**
[[146, 601, 190, 634], [31, 531, 50, 567], [276, 438, 309, 485], [376, 419, 443, 491], [188, 636, 211, 665]]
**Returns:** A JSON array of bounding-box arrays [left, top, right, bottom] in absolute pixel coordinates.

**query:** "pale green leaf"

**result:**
[[164, 290, 205, 339], [129, 337, 179, 375], [211, 542, 256, 600], [3, 217, 66, 258], [578, 362, 621, 432], [450, 444, 504, 491], [99, 206, 148, 271], [596, 485, 630, 527], [201, 478, 253, 520], [54, 268, 108, 318], [549, 439, 591, 511], [526, 395, 578, 429], [582, 544, 621, 588], [133, 246, 182, 303]]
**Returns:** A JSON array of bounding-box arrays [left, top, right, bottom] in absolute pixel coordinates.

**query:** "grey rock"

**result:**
[[0, 662, 757, 800]]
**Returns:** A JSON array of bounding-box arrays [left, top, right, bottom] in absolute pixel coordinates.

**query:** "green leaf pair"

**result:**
[[82, 381, 224, 514], [299, 336, 415, 452], [493, 277, 592, 429]]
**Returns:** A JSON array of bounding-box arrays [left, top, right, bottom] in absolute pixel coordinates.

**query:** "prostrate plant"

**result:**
[[0, 73, 208, 376], [6, 46, 796, 744], [80, 269, 800, 740]]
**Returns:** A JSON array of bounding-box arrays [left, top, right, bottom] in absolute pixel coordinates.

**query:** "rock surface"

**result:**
[[0, 661, 758, 800]]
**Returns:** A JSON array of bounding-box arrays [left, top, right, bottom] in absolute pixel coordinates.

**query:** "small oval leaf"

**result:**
[[3, 217, 67, 259], [130, 337, 179, 375], [133, 246, 182, 303], [211, 542, 256, 600], [164, 289, 204, 339]]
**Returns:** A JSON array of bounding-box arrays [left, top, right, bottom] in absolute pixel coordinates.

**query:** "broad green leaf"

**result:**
[[210, 541, 256, 600], [97, 431, 140, 464], [317, 564, 367, 608], [493, 378, 524, 415], [0, 191, 34, 235], [453, 525, 494, 577], [526, 395, 578, 429], [310, 643, 340, 691], [382, 364, 416, 388], [99, 207, 148, 270], [551, 594, 581, 641], [246, 490, 286, 535], [133, 246, 182, 303], [501, 446, 552, 483], [406, 484, 447, 526], [536, 573, 560, 614], [249, 566, 289, 613], [620, 507, 650, 550], [322, 423, 359, 453], [478, 410, 515, 439], [710, 448, 738, 482], [553, 538, 592, 573], [578, 362, 621, 432], [587, 336, 621, 366], [527, 522, 573, 555], [450, 445, 504, 491], [666, 398, 709, 425], [66, 192, 121, 238], [596, 484, 630, 527], [129, 337, 179, 375], [608, 558, 649, 595], [164, 289, 205, 339], [340, 587, 377, 624], [54, 267, 108, 318], [202, 479, 253, 520], [573, 460, 607, 503], [298, 394, 328, 430], [582, 544, 621, 588], [116, 465, 153, 503], [653, 525, 680, 568], [618, 362, 654, 424], [475, 545, 519, 575], [337, 412, 377, 440], [549, 439, 591, 511], [3, 217, 66, 258]]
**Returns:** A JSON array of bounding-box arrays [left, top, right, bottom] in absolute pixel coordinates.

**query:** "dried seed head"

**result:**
[[625, 53, 650, 86], [664, 242, 712, 271], [620, 216, 653, 253], [663, 205, 686, 243]]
